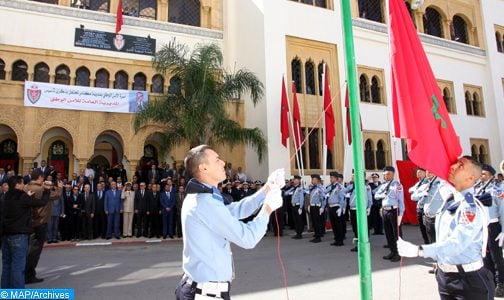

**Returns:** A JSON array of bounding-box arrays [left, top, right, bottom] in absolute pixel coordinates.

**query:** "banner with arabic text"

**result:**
[[24, 81, 148, 114]]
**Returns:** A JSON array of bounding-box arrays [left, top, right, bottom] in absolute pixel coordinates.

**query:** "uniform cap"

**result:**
[[293, 175, 302, 180], [311, 174, 321, 180], [482, 164, 496, 176], [371, 173, 379, 178], [336, 173, 344, 179], [254, 180, 263, 185], [329, 171, 339, 177], [383, 166, 395, 172], [416, 167, 426, 172]]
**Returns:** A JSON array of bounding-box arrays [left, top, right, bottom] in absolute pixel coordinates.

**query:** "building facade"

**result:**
[[0, 0, 502, 181]]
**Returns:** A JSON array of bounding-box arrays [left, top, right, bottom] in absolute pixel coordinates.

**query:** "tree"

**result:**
[[134, 41, 267, 161]]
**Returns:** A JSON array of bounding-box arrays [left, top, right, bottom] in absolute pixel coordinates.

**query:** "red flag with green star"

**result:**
[[389, 0, 461, 181]]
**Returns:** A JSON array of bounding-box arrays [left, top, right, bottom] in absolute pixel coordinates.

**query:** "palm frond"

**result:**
[[221, 69, 264, 105]]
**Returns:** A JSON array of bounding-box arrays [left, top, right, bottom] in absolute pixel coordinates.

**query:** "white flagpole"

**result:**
[[285, 76, 302, 177], [322, 64, 328, 182]]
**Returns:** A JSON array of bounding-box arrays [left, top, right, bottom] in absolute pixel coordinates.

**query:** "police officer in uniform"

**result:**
[[476, 164, 504, 297], [409, 168, 430, 244], [345, 173, 372, 252], [288, 175, 305, 239], [369, 173, 383, 235], [326, 172, 346, 246], [308, 174, 326, 243], [399, 156, 494, 300], [374, 166, 404, 262]]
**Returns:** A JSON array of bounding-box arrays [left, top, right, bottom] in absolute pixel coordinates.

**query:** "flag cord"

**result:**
[[392, 139, 404, 300], [275, 210, 290, 300]]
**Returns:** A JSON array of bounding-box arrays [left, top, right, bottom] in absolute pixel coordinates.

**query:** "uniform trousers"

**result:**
[[123, 212, 134, 237], [424, 215, 436, 244], [484, 222, 504, 285], [369, 202, 383, 234], [350, 209, 359, 239], [436, 267, 494, 300], [292, 205, 304, 236], [328, 206, 345, 242], [417, 208, 429, 244], [309, 206, 323, 238], [383, 209, 400, 255]]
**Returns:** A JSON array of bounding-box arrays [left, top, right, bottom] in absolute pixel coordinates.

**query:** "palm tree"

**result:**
[[134, 40, 267, 161]]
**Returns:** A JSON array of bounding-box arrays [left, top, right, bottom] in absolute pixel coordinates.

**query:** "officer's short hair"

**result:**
[[461, 155, 482, 178], [31, 169, 44, 180], [184, 145, 214, 180]]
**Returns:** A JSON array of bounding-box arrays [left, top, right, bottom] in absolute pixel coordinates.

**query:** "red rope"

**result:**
[[275, 210, 290, 300]]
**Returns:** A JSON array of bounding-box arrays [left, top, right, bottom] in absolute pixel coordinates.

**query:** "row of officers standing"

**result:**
[[281, 165, 404, 262]]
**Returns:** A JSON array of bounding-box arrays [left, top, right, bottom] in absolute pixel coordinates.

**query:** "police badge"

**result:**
[[27, 84, 41, 104]]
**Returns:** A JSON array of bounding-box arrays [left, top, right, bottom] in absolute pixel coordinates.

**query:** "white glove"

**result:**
[[319, 207, 324, 215], [298, 208, 302, 215], [267, 168, 286, 189], [342, 208, 346, 215], [397, 238, 419, 258], [264, 188, 283, 211], [496, 232, 504, 247], [336, 208, 342, 217], [366, 208, 371, 216], [398, 215, 403, 225]]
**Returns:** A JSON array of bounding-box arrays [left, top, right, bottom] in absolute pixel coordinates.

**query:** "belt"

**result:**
[[382, 206, 397, 211], [310, 204, 321, 207], [438, 260, 483, 273], [425, 213, 436, 219], [489, 218, 499, 223], [183, 275, 230, 297], [329, 204, 340, 208], [292, 203, 301, 207], [417, 205, 424, 209], [350, 207, 356, 210]]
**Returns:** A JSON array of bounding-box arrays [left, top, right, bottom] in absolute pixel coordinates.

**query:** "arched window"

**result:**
[[364, 139, 375, 170], [471, 144, 478, 161], [371, 76, 381, 104], [140, 0, 157, 19], [496, 32, 503, 53], [465, 91, 473, 115], [11, 60, 28, 81], [168, 76, 180, 94], [318, 62, 324, 96], [359, 74, 370, 102], [151, 74, 164, 93], [133, 72, 147, 91], [479, 145, 487, 164], [305, 60, 315, 95], [0, 59, 5, 80], [423, 7, 443, 38], [452, 15, 469, 44], [472, 92, 480, 116], [442, 87, 451, 113], [114, 71, 129, 90], [168, 0, 200, 27], [89, 0, 110, 12], [55, 64, 70, 85], [95, 68, 109, 88], [358, 0, 384, 23], [75, 66, 90, 86], [291, 58, 302, 93], [376, 140, 386, 170], [34, 62, 50, 83], [308, 127, 320, 169]]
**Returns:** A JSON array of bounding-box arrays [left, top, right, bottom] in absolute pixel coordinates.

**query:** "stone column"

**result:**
[[159, 0, 168, 22], [21, 157, 35, 176]]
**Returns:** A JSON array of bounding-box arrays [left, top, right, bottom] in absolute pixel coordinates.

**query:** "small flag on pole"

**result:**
[[280, 78, 290, 148], [116, 0, 123, 34], [292, 82, 302, 151], [323, 69, 335, 151]]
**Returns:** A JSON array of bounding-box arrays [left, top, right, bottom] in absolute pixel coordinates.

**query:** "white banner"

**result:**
[[24, 81, 148, 114]]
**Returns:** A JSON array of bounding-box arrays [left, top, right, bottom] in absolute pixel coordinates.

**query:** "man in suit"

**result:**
[[134, 182, 151, 237], [65, 185, 82, 241], [115, 164, 128, 183], [104, 181, 123, 239], [147, 164, 160, 184], [23, 168, 33, 184], [175, 185, 186, 238], [0, 167, 6, 184], [160, 179, 177, 239], [37, 160, 50, 179], [94, 183, 107, 239], [149, 184, 162, 238], [79, 184, 96, 240]]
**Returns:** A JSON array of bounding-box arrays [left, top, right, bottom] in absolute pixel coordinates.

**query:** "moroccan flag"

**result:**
[[389, 0, 461, 181], [323, 68, 335, 151], [292, 82, 302, 151], [116, 0, 123, 34], [280, 77, 290, 148]]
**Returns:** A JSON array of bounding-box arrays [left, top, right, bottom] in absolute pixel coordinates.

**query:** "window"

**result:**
[[95, 68, 109, 88], [376, 140, 386, 170], [290, 0, 329, 8], [308, 127, 320, 169], [305, 60, 315, 95], [291, 58, 302, 93], [423, 7, 443, 38], [75, 67, 90, 86], [358, 0, 384, 23], [89, 0, 110, 12], [168, 0, 200, 27], [437, 79, 456, 114], [359, 75, 370, 102], [317, 62, 324, 96], [168, 76, 180, 94], [470, 139, 490, 164], [122, 0, 157, 19], [0, 59, 4, 80], [12, 60, 28, 82], [452, 15, 469, 44], [464, 85, 484, 117], [133, 72, 147, 91], [496, 32, 503, 53], [55, 65, 70, 85], [151, 74, 164, 93], [364, 139, 375, 170], [370, 76, 381, 104], [114, 71, 129, 90], [33, 63, 50, 83]]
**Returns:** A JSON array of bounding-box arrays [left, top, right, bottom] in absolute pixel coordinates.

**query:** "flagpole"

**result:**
[[292, 82, 306, 179], [285, 76, 303, 177], [340, 0, 373, 299], [322, 64, 328, 182]]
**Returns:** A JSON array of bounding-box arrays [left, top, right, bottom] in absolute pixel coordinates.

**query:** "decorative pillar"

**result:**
[[414, 10, 424, 33], [21, 157, 35, 175], [200, 0, 212, 29], [159, 0, 168, 22]]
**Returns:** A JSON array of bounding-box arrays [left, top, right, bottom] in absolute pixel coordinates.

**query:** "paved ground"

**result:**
[[29, 225, 439, 299]]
